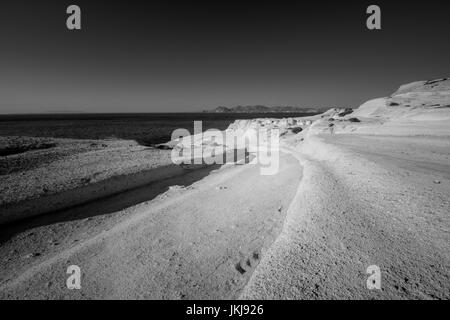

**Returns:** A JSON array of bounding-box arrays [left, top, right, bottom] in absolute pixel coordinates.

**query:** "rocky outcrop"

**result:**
[[227, 117, 314, 133], [393, 78, 450, 95], [354, 78, 450, 121]]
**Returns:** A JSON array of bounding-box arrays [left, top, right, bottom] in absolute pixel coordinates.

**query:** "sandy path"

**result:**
[[241, 134, 450, 299], [0, 152, 302, 299]]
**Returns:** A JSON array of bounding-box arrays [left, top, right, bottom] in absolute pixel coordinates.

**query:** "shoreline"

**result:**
[[1, 78, 449, 299], [0, 135, 253, 226]]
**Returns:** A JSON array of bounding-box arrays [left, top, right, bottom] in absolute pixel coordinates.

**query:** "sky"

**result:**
[[0, 0, 449, 113]]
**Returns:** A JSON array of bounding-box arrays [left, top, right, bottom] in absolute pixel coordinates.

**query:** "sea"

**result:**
[[0, 113, 317, 146]]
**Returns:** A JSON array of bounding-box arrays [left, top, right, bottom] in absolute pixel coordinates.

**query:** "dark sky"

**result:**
[[0, 0, 449, 113]]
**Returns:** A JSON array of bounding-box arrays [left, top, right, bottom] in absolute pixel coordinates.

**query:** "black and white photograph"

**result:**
[[0, 0, 449, 305]]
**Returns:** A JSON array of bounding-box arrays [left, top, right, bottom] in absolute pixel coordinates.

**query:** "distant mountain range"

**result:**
[[203, 105, 321, 114]]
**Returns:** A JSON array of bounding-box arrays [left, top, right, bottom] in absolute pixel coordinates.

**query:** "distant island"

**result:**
[[203, 105, 322, 114]]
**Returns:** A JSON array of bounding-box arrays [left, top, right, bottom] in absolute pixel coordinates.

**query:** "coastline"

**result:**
[[0, 79, 449, 299]]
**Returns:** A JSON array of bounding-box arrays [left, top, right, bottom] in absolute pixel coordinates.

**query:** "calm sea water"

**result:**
[[0, 113, 316, 146]]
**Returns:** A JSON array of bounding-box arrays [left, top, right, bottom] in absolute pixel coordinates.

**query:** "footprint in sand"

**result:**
[[234, 250, 261, 275]]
